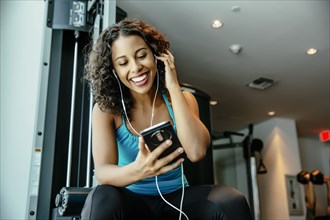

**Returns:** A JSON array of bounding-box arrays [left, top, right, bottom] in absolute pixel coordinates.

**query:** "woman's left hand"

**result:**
[[155, 50, 180, 90]]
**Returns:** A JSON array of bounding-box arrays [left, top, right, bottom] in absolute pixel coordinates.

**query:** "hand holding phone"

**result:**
[[140, 121, 184, 159]]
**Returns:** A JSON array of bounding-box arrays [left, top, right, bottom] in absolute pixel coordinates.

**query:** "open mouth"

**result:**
[[130, 73, 149, 86]]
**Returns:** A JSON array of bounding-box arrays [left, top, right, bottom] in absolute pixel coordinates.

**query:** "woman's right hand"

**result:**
[[133, 136, 184, 179]]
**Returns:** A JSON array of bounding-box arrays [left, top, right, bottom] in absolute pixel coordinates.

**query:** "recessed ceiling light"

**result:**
[[212, 20, 223, 28], [306, 48, 318, 55], [210, 100, 218, 106], [268, 111, 276, 116]]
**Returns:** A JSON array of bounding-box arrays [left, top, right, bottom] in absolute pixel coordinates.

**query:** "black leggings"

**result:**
[[81, 184, 253, 220]]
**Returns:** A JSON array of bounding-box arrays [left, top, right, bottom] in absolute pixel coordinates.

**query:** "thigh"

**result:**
[[81, 185, 154, 220], [160, 185, 253, 220]]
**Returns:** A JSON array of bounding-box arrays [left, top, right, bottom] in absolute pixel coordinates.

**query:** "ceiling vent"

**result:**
[[247, 77, 275, 90]]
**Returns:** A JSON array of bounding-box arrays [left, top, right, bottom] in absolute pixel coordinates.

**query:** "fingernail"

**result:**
[[166, 140, 172, 145], [178, 147, 183, 153]]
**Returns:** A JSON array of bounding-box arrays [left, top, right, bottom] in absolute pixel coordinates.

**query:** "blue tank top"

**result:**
[[116, 93, 189, 195]]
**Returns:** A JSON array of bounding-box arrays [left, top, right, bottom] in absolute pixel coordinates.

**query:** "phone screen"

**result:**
[[140, 121, 183, 159]]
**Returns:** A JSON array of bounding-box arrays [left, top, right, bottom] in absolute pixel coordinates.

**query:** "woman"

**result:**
[[81, 18, 252, 220]]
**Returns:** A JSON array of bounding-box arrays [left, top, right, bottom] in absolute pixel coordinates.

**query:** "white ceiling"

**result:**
[[116, 0, 330, 138]]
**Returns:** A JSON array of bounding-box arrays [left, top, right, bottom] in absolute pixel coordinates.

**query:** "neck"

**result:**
[[127, 87, 160, 135], [132, 87, 158, 107]]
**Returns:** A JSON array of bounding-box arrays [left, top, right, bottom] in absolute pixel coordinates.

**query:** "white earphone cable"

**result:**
[[150, 72, 159, 126], [155, 164, 189, 220]]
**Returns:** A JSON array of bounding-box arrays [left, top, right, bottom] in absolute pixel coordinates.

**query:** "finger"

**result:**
[[138, 136, 150, 154], [163, 51, 175, 66], [165, 50, 174, 60], [156, 55, 175, 69], [162, 53, 174, 63], [157, 157, 184, 175], [155, 55, 176, 73], [155, 54, 168, 61], [154, 55, 168, 65], [158, 146, 184, 166], [151, 139, 173, 159], [157, 52, 173, 61]]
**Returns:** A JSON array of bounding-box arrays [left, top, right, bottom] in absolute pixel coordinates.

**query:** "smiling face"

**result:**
[[112, 35, 157, 96]]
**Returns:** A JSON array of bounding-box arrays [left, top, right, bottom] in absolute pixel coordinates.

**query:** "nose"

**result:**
[[130, 59, 142, 73]]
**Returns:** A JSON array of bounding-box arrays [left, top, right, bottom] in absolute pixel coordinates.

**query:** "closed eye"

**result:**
[[137, 54, 147, 59], [118, 61, 128, 66]]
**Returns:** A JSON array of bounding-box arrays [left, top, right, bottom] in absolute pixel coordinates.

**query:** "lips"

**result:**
[[130, 73, 149, 86]]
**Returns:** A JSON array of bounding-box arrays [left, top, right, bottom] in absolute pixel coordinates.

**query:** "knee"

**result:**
[[81, 185, 125, 219], [209, 185, 246, 204], [221, 186, 249, 206], [93, 185, 124, 204], [209, 186, 252, 219]]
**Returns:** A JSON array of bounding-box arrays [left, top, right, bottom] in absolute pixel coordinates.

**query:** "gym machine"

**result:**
[[26, 1, 126, 219], [213, 124, 267, 220]]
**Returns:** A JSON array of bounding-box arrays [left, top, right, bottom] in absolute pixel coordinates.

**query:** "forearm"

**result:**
[[168, 85, 211, 162], [325, 178, 330, 207], [305, 182, 315, 208], [95, 163, 140, 187]]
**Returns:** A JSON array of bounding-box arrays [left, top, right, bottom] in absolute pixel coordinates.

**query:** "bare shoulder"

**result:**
[[92, 103, 119, 128], [93, 103, 113, 119]]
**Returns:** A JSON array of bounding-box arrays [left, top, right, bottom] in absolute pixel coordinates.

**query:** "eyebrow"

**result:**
[[115, 47, 148, 61]]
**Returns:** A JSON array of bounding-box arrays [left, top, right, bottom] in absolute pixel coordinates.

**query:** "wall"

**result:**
[[254, 118, 305, 220], [0, 1, 45, 219]]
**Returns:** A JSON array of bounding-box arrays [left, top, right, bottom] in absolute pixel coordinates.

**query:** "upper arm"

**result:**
[[92, 104, 118, 169], [182, 90, 200, 117]]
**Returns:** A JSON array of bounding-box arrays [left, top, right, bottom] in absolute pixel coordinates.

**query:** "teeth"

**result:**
[[131, 74, 147, 82]]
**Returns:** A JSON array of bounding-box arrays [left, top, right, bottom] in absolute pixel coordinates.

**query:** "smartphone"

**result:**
[[140, 121, 184, 159]]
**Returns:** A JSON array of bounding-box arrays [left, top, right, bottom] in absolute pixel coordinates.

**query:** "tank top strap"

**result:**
[[161, 92, 177, 131]]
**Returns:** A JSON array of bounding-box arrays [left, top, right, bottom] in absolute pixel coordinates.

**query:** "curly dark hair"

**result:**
[[85, 18, 170, 117]]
